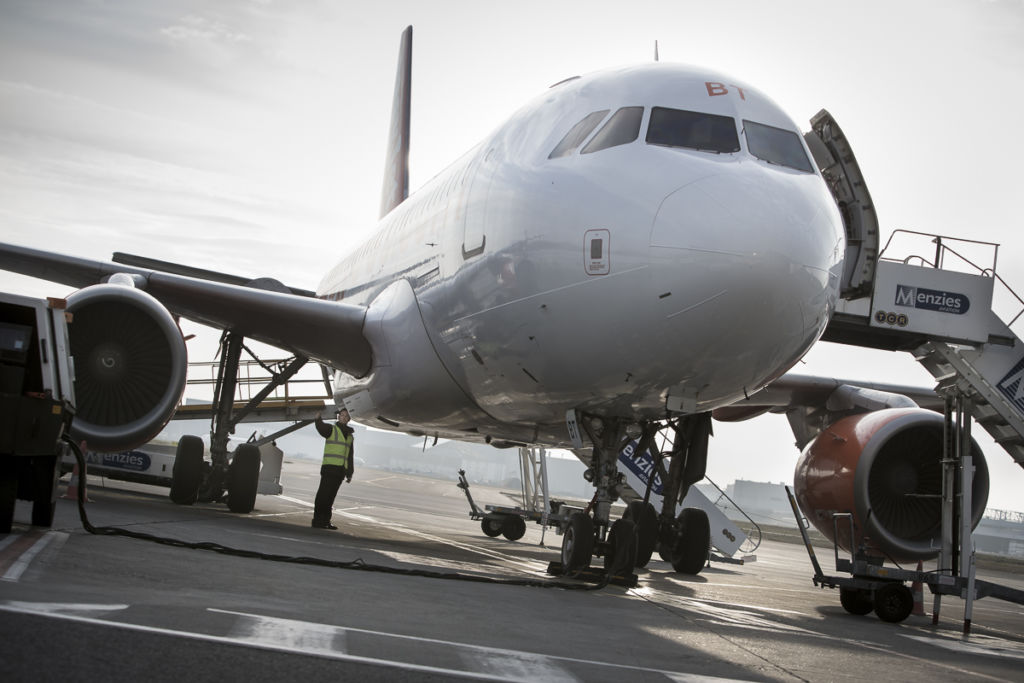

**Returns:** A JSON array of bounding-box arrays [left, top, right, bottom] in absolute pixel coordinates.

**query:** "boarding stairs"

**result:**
[[824, 230, 1024, 469]]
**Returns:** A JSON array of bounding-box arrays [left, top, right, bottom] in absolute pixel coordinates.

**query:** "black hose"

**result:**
[[64, 436, 611, 591]]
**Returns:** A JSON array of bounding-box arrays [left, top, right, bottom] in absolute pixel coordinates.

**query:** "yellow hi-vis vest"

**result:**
[[322, 425, 352, 468]]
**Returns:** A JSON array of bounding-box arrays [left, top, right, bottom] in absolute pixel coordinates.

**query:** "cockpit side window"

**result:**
[[646, 107, 739, 154], [581, 106, 644, 154], [548, 110, 609, 159], [743, 120, 814, 173]]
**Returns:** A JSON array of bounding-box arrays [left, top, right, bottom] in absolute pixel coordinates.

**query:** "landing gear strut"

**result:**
[[553, 412, 713, 582], [170, 330, 315, 513]]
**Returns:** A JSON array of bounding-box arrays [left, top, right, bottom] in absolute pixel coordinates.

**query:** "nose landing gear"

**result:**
[[551, 412, 713, 585]]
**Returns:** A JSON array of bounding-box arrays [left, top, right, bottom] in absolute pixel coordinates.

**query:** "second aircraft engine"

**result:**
[[66, 283, 187, 452], [793, 407, 989, 562]]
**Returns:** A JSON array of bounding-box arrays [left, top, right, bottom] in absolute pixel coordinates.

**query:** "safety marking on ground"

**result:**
[[3, 601, 128, 613], [225, 609, 347, 656], [277, 495, 550, 576], [0, 530, 68, 582], [211, 608, 752, 682], [900, 632, 1024, 661]]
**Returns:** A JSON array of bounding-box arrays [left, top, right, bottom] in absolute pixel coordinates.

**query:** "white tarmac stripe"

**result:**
[[226, 610, 346, 655], [0, 602, 525, 682], [1, 602, 749, 682], [276, 495, 549, 575], [1, 531, 66, 582], [211, 608, 748, 682]]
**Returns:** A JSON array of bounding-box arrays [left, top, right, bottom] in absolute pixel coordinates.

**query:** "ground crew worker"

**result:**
[[311, 407, 354, 529]]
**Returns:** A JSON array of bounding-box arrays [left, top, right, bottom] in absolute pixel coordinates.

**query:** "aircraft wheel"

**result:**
[[29, 454, 59, 527], [226, 444, 261, 513], [0, 466, 17, 534], [839, 587, 874, 615], [481, 516, 503, 537], [501, 515, 526, 541], [561, 511, 594, 575], [623, 500, 658, 567], [603, 518, 638, 575], [873, 583, 914, 623], [169, 435, 204, 505], [670, 507, 710, 575]]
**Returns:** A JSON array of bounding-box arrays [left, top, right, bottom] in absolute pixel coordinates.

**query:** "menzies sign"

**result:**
[[870, 261, 994, 344]]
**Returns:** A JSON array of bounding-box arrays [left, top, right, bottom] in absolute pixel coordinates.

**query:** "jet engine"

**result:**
[[793, 407, 989, 562], [65, 283, 187, 452]]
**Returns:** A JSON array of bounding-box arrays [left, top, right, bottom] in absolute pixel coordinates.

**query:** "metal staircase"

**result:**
[[824, 230, 1024, 469]]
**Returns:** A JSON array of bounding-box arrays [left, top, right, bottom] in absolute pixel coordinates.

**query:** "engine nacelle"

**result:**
[[793, 408, 989, 562], [66, 284, 187, 452]]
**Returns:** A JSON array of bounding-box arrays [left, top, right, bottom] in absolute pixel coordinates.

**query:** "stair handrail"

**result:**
[[878, 229, 1024, 334]]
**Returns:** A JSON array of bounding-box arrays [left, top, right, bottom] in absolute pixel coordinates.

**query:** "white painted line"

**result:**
[[1, 531, 66, 582], [211, 608, 749, 681]]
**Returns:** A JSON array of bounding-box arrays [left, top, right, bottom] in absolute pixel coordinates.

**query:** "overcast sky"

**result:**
[[1, 0, 1023, 511]]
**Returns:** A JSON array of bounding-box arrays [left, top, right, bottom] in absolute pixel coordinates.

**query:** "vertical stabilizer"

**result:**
[[380, 25, 412, 218]]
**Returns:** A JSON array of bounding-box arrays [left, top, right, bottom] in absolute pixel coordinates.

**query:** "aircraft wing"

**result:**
[[0, 241, 371, 378], [714, 371, 944, 449]]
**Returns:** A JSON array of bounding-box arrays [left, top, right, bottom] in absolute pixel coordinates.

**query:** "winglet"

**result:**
[[380, 25, 413, 219]]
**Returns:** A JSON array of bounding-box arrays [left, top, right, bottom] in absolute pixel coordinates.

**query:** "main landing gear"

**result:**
[[551, 413, 713, 584]]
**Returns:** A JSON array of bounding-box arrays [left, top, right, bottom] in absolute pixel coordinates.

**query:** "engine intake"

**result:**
[[66, 284, 187, 452], [793, 408, 989, 561]]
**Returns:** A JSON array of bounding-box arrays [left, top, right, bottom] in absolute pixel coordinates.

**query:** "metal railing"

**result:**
[[878, 229, 1024, 331]]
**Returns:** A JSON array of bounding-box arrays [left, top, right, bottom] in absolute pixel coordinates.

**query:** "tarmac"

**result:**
[[1, 459, 1023, 682]]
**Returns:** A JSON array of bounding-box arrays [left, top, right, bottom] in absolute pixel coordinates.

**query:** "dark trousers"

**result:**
[[313, 464, 346, 523]]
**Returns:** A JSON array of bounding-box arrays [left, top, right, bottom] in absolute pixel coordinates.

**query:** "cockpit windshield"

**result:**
[[646, 107, 739, 154], [742, 120, 814, 173], [581, 107, 644, 154], [549, 110, 609, 159]]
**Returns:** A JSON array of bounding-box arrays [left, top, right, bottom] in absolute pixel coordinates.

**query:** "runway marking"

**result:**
[[0, 601, 750, 682], [0, 531, 67, 582], [4, 601, 128, 613], [900, 632, 1024, 660], [277, 495, 550, 576], [212, 608, 750, 682], [226, 610, 346, 656]]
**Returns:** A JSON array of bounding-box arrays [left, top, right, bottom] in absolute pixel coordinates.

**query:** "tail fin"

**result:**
[[380, 25, 413, 218]]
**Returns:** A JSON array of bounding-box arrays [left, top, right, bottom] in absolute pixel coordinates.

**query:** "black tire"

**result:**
[[169, 435, 205, 505], [29, 455, 59, 527], [604, 518, 638, 575], [623, 500, 658, 568], [0, 461, 17, 534], [501, 514, 526, 541], [873, 583, 914, 623], [839, 587, 874, 616], [226, 444, 260, 513], [561, 511, 595, 574], [481, 516, 503, 537], [671, 507, 710, 575]]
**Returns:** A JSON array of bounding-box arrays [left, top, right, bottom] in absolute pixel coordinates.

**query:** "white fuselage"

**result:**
[[318, 64, 845, 447]]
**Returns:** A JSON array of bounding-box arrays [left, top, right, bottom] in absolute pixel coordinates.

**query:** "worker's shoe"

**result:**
[[311, 520, 338, 530]]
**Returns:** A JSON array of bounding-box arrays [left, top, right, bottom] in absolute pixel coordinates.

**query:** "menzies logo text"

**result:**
[[895, 284, 970, 315]]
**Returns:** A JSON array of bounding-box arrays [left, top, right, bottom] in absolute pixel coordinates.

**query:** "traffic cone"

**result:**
[[911, 560, 925, 616], [62, 461, 90, 502]]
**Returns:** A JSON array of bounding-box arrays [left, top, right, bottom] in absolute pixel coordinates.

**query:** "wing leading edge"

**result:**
[[0, 241, 371, 378]]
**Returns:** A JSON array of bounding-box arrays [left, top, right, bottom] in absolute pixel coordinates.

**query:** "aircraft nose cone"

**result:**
[[651, 171, 838, 266]]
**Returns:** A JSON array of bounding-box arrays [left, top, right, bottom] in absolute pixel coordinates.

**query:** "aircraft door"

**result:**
[[462, 148, 495, 259]]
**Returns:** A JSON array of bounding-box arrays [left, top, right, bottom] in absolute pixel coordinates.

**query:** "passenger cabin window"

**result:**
[[549, 110, 609, 159], [581, 106, 644, 154], [743, 120, 814, 173], [646, 107, 739, 154]]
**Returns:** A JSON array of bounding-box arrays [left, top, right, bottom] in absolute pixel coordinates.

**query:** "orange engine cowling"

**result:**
[[793, 408, 989, 562]]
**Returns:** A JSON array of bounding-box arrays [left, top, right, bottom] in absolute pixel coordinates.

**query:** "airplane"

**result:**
[[0, 26, 995, 586]]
